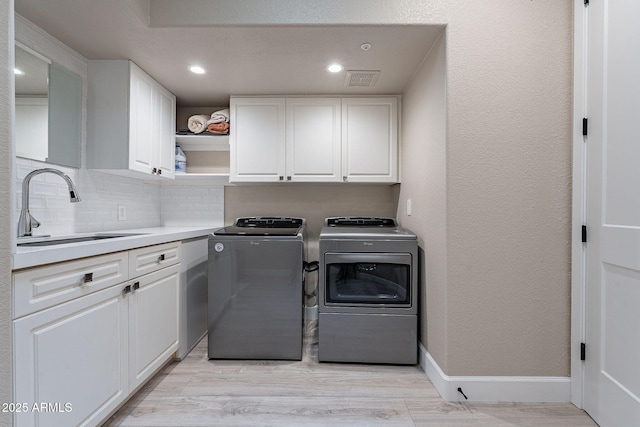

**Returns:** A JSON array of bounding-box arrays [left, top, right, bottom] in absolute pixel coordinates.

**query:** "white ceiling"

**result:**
[[15, 0, 443, 107]]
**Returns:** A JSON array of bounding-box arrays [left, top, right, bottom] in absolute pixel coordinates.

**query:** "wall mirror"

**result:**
[[15, 43, 82, 168]]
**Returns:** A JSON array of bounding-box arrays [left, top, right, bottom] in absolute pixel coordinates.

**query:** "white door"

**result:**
[[341, 97, 398, 183], [156, 85, 176, 179], [13, 285, 128, 427], [230, 98, 286, 182], [584, 0, 640, 425], [128, 264, 180, 390], [129, 63, 155, 175], [285, 98, 341, 182]]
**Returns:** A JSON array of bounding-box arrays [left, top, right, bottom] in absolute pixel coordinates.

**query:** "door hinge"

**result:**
[[582, 118, 588, 136], [581, 225, 587, 243], [581, 342, 586, 361]]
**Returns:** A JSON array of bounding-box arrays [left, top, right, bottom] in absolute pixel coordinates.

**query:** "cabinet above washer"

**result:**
[[229, 96, 399, 184]]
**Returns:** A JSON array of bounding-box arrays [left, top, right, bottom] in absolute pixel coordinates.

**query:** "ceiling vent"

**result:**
[[344, 70, 380, 87]]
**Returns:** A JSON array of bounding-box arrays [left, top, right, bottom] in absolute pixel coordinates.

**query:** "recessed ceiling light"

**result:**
[[326, 63, 344, 73], [189, 65, 206, 74], [14, 68, 24, 75]]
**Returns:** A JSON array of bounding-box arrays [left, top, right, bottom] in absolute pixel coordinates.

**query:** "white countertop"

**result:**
[[13, 226, 219, 270]]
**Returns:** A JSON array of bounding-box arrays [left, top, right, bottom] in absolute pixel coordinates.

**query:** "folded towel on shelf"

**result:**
[[207, 121, 230, 134], [207, 108, 230, 124], [187, 114, 210, 134]]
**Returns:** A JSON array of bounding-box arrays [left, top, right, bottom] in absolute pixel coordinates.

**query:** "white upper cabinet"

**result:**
[[87, 60, 176, 179], [156, 85, 178, 177], [286, 98, 342, 182], [229, 96, 398, 183], [342, 97, 398, 183], [230, 98, 286, 182]]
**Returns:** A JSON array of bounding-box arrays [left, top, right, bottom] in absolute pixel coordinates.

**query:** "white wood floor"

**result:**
[[105, 322, 597, 426]]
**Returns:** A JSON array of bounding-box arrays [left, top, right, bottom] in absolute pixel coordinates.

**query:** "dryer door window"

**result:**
[[324, 253, 412, 306]]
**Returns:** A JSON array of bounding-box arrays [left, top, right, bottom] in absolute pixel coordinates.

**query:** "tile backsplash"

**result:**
[[15, 157, 163, 236], [160, 178, 225, 227]]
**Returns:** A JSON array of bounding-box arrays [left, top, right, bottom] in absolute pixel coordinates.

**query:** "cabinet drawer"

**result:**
[[129, 241, 181, 279], [13, 252, 129, 319]]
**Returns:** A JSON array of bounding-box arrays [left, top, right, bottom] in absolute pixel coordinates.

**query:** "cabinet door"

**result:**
[[155, 85, 176, 179], [342, 97, 398, 183], [285, 98, 341, 182], [129, 63, 156, 176], [230, 97, 286, 182], [128, 264, 180, 390], [14, 285, 128, 427]]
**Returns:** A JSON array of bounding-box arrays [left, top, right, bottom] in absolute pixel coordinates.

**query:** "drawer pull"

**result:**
[[83, 272, 94, 283], [123, 285, 132, 295], [158, 254, 166, 263], [132, 282, 140, 291]]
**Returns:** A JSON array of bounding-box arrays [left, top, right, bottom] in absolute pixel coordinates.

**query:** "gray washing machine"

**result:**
[[208, 217, 305, 360]]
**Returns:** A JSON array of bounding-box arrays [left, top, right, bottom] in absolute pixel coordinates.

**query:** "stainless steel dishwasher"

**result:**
[[208, 217, 306, 360]]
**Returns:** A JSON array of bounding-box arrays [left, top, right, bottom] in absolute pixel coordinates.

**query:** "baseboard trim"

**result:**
[[419, 343, 571, 403]]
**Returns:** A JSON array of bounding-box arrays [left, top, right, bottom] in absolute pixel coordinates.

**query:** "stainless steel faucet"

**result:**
[[17, 168, 81, 238]]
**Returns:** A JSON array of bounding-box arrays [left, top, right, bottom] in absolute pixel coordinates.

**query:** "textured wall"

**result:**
[[150, 0, 447, 26], [396, 30, 447, 366], [1, 3, 14, 426], [443, 1, 573, 376]]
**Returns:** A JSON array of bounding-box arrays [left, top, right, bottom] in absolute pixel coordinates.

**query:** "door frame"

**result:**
[[571, 0, 588, 409]]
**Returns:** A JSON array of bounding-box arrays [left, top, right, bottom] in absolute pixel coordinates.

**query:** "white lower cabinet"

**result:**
[[13, 285, 128, 427], [13, 243, 182, 427], [128, 263, 180, 390]]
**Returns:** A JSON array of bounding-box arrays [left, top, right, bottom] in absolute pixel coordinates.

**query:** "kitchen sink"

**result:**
[[17, 233, 147, 247]]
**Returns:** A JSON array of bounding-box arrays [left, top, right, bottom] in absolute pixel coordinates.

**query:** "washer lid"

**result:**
[[325, 217, 397, 227], [319, 226, 416, 240], [320, 217, 415, 240], [214, 216, 305, 236], [235, 217, 305, 228]]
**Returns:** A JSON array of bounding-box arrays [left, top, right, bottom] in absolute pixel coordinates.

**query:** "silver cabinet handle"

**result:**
[[158, 168, 162, 175], [158, 254, 166, 263], [83, 272, 93, 283], [132, 282, 140, 291], [123, 285, 132, 295], [152, 167, 158, 174], [287, 176, 292, 181], [279, 176, 284, 181]]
